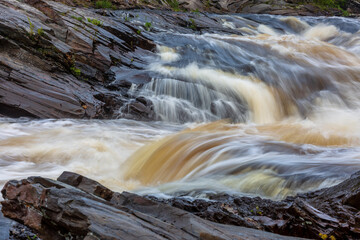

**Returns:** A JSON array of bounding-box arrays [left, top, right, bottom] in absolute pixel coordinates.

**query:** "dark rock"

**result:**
[[150, 171, 360, 239], [0, 0, 351, 120], [0, 0, 156, 120], [1, 172, 303, 240]]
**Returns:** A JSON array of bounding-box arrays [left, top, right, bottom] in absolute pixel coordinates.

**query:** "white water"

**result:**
[[1, 15, 360, 200]]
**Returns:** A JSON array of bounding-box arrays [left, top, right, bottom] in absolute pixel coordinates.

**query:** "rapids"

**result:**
[[1, 14, 360, 200]]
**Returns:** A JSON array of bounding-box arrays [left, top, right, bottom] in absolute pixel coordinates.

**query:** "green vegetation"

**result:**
[[37, 27, 44, 36], [87, 18, 102, 26], [70, 66, 81, 77], [312, 0, 349, 15], [166, 0, 180, 11], [188, 18, 196, 30], [144, 22, 152, 31], [27, 235, 38, 240], [137, 29, 141, 34], [71, 16, 84, 22], [313, 0, 344, 8], [205, 0, 211, 8], [319, 233, 336, 240], [27, 17, 45, 38], [95, 0, 112, 9], [342, 9, 349, 16], [27, 17, 35, 36], [250, 206, 262, 215]]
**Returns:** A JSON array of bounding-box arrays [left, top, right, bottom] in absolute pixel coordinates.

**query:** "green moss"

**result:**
[[95, 0, 112, 9], [71, 16, 84, 22], [312, 0, 347, 11], [87, 18, 102, 26], [70, 66, 81, 77]]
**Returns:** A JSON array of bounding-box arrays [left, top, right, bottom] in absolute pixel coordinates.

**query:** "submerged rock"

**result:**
[[1, 172, 303, 240]]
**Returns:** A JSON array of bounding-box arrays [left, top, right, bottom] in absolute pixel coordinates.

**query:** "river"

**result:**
[[1, 14, 360, 200]]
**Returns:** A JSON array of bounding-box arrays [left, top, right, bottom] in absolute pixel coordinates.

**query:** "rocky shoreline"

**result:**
[[1, 171, 360, 239]]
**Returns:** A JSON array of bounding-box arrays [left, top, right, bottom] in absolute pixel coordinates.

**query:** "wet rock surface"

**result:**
[[150, 171, 360, 240], [0, 0, 157, 119], [1, 172, 305, 240], [1, 0, 358, 120], [1, 171, 360, 239]]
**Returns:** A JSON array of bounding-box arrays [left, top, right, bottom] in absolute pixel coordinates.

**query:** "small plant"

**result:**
[[166, 0, 180, 11], [144, 22, 152, 31], [87, 18, 102, 26], [188, 18, 196, 30], [37, 27, 44, 36], [71, 16, 84, 22], [136, 29, 141, 34], [27, 17, 35, 36], [205, 0, 211, 8], [70, 66, 81, 77], [319, 233, 336, 240], [95, 0, 112, 9], [27, 235, 38, 240]]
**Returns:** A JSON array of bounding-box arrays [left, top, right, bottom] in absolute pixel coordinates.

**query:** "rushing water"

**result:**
[[1, 14, 360, 200]]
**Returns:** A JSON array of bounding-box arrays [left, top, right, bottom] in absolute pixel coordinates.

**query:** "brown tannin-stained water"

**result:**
[[1, 15, 360, 200]]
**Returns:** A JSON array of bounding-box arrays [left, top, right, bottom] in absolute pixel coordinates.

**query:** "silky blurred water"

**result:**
[[1, 14, 360, 200]]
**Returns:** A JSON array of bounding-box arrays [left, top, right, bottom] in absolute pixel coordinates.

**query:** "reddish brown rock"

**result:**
[[1, 172, 304, 240]]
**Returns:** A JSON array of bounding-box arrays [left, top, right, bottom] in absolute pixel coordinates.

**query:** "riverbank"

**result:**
[[1, 171, 360, 239]]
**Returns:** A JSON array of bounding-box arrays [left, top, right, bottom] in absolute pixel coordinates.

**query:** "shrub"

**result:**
[[166, 0, 180, 11], [95, 0, 112, 9]]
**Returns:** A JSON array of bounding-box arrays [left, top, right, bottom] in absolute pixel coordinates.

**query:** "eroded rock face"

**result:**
[[1, 0, 357, 120], [1, 172, 303, 240], [2, 171, 360, 239], [0, 0, 156, 119], [150, 171, 360, 240]]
